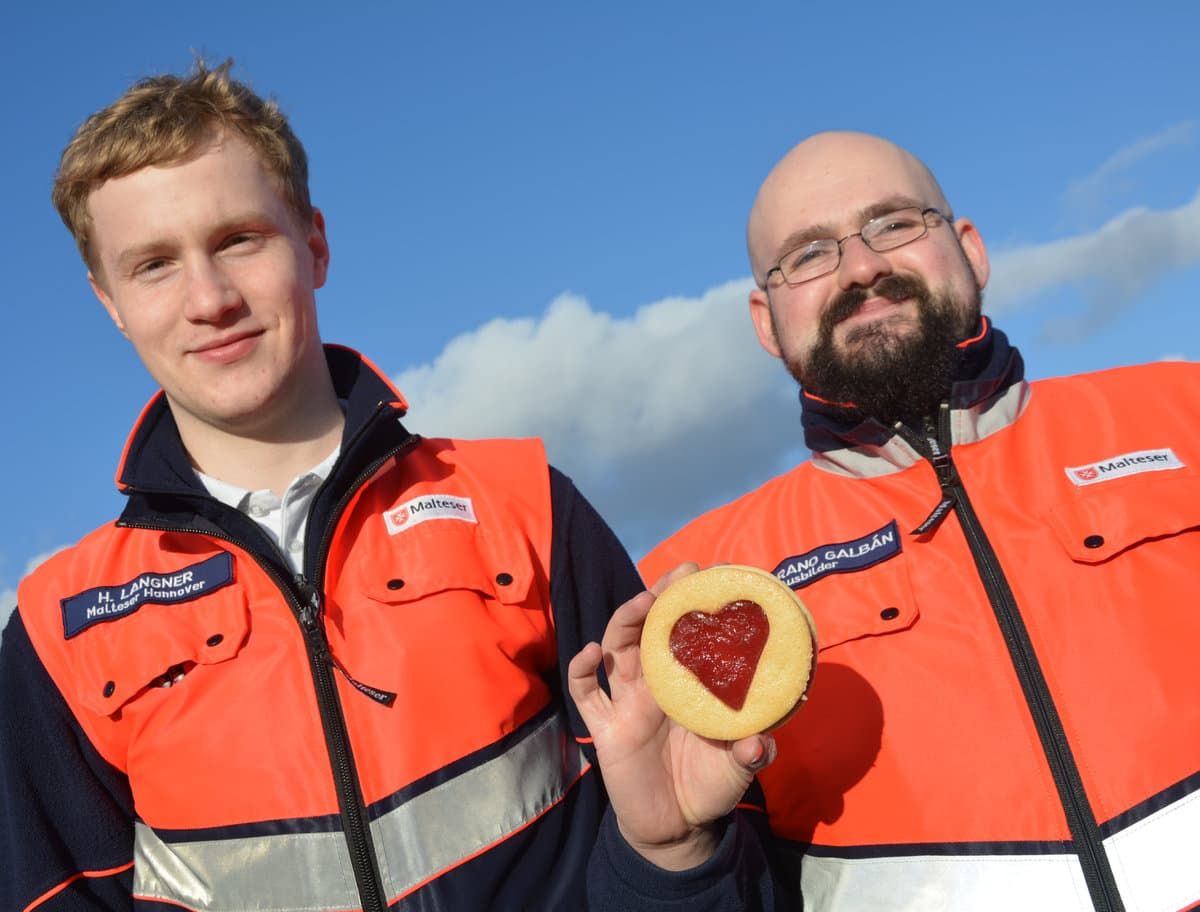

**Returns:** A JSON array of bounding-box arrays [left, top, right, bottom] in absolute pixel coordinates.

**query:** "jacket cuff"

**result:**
[[587, 806, 761, 910]]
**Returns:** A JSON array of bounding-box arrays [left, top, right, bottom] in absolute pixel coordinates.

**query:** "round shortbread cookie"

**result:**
[[640, 564, 817, 740]]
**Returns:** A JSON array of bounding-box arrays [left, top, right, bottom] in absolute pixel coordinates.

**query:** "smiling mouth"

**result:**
[[191, 331, 262, 362], [839, 295, 910, 326], [839, 276, 927, 323]]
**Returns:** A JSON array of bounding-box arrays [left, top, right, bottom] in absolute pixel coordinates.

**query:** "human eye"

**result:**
[[779, 240, 836, 282], [784, 241, 832, 270], [132, 257, 171, 279], [220, 231, 264, 252], [872, 210, 923, 237], [863, 209, 929, 251]]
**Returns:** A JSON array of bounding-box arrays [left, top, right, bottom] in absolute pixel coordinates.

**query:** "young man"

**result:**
[[0, 62, 774, 910], [641, 132, 1200, 912]]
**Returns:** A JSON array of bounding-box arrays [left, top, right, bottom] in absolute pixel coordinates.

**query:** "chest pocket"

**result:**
[[332, 503, 554, 735], [348, 513, 536, 609], [784, 537, 920, 652], [63, 553, 250, 717], [1047, 472, 1200, 563]]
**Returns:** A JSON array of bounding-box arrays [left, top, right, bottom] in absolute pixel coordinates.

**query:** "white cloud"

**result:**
[[1, 548, 67, 630], [393, 189, 1200, 551], [7, 179, 1193, 598], [395, 280, 800, 554], [1063, 122, 1196, 215], [986, 188, 1200, 340], [0, 590, 15, 629]]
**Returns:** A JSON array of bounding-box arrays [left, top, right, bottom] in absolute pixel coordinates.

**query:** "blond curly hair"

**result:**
[[52, 58, 312, 268]]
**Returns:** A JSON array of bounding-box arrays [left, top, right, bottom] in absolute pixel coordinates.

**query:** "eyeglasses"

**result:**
[[764, 207, 951, 288]]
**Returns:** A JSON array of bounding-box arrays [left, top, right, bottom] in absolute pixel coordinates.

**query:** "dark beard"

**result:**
[[784, 273, 981, 428]]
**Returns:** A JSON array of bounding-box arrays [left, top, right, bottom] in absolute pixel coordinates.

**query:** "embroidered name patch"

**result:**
[[772, 520, 901, 590], [384, 494, 477, 535], [1065, 448, 1184, 487], [61, 552, 234, 639]]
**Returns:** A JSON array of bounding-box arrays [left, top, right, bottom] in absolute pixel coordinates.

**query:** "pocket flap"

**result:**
[[62, 552, 250, 716], [353, 517, 535, 607], [1048, 474, 1200, 564], [800, 553, 919, 650]]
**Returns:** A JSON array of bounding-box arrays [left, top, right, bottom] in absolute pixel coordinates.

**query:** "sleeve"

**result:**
[[547, 466, 645, 747], [545, 468, 778, 911], [588, 807, 778, 912], [0, 609, 135, 910]]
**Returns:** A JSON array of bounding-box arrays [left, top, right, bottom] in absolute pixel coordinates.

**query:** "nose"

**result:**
[[183, 257, 243, 323], [835, 234, 892, 291]]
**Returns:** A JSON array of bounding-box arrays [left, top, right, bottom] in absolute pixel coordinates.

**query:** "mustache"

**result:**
[[821, 274, 930, 330]]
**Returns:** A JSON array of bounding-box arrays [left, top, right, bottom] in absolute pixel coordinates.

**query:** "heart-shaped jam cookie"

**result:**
[[669, 600, 769, 710], [641, 565, 817, 740]]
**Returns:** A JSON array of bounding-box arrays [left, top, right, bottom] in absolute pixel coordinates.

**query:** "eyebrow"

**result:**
[[772, 194, 931, 262], [114, 242, 173, 275], [111, 212, 280, 274]]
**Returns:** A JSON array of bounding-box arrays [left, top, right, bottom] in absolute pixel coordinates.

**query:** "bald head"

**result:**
[[747, 132, 951, 287]]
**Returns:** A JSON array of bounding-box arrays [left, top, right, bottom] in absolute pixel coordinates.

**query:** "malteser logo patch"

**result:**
[[771, 520, 901, 590], [61, 552, 234, 639], [384, 494, 477, 534], [1065, 448, 1184, 487]]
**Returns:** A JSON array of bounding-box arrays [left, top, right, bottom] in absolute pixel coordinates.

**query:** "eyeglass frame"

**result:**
[[762, 206, 953, 289]]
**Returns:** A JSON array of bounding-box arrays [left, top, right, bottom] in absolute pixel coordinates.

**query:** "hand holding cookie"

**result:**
[[640, 564, 817, 740], [567, 562, 811, 871]]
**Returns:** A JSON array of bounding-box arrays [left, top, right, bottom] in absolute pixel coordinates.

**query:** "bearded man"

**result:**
[[640, 132, 1200, 912]]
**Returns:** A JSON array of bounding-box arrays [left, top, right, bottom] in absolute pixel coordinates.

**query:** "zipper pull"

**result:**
[[923, 408, 957, 487], [927, 436, 954, 483], [294, 574, 396, 707], [909, 405, 957, 536], [911, 493, 956, 535], [328, 654, 398, 707], [295, 575, 324, 630], [294, 576, 334, 670]]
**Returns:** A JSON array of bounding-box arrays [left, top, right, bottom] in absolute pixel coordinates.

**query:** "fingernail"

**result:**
[[747, 736, 775, 772], [747, 740, 767, 771]]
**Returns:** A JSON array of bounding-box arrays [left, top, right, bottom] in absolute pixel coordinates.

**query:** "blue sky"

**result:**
[[3, 1, 1199, 618]]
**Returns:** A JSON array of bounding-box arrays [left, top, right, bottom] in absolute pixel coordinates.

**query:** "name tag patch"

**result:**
[[1065, 448, 1184, 487], [772, 520, 901, 590], [61, 552, 234, 639], [384, 494, 477, 534]]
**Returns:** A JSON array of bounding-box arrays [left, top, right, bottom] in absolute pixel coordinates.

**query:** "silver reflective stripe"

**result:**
[[801, 851, 1095, 911], [134, 712, 588, 909], [1105, 788, 1200, 912], [133, 824, 360, 909], [374, 711, 587, 897]]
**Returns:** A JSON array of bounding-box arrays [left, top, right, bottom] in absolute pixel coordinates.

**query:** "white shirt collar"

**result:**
[[195, 446, 341, 573]]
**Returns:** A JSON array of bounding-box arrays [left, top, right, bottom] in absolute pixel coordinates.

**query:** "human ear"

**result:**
[[954, 218, 990, 290], [749, 288, 784, 359], [308, 208, 331, 289]]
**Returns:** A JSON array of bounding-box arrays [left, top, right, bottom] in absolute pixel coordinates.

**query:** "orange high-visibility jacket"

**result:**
[[641, 324, 1200, 912], [3, 347, 657, 911]]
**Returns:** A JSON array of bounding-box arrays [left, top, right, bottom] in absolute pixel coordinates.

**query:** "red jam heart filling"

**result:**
[[668, 599, 769, 711]]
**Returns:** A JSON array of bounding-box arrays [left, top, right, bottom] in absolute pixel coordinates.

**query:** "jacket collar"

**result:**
[[114, 345, 411, 498], [799, 318, 1031, 478]]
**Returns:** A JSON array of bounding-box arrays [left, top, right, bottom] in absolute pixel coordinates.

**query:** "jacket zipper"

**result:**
[[900, 405, 1124, 911], [115, 520, 388, 911], [294, 577, 387, 912], [119, 431, 418, 911], [287, 430, 424, 912]]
